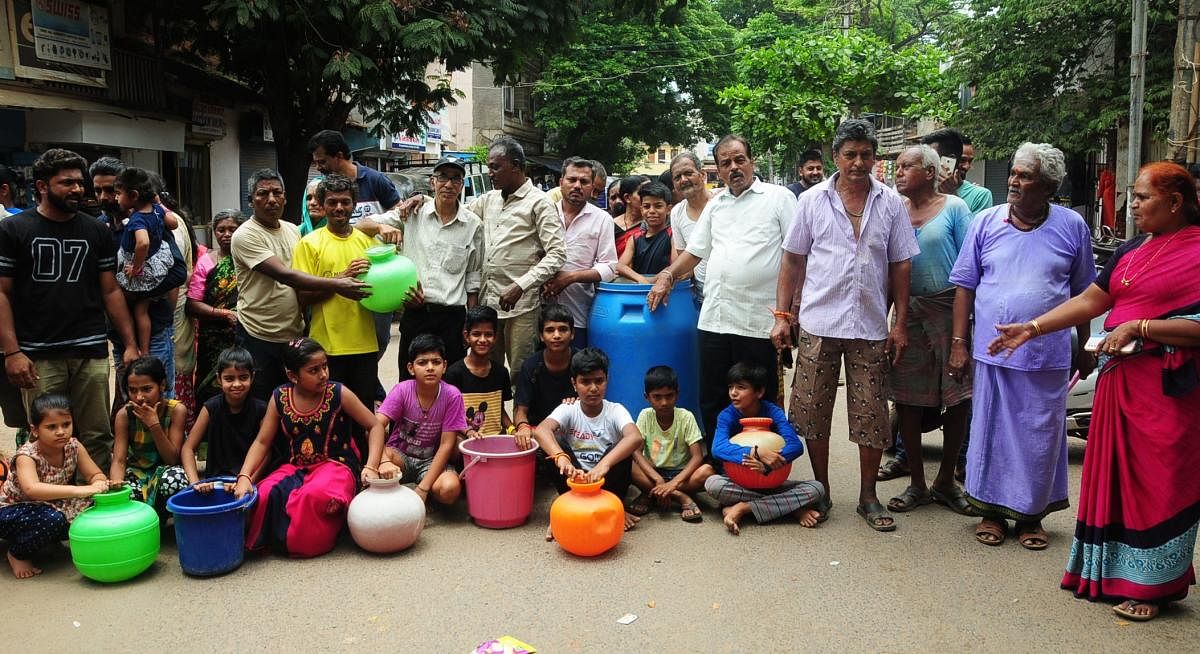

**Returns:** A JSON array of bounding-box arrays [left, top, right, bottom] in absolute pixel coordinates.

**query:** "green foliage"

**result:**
[[533, 0, 737, 168], [946, 0, 1177, 156], [719, 27, 954, 162], [168, 0, 580, 219]]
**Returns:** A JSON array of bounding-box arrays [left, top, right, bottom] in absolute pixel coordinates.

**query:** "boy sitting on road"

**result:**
[[705, 363, 826, 535], [376, 335, 466, 506], [524, 348, 644, 538], [629, 366, 712, 523]]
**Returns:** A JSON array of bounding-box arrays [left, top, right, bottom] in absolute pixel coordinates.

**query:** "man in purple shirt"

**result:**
[[772, 119, 920, 532]]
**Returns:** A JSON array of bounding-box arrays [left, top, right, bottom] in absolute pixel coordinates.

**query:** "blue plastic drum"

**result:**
[[588, 280, 700, 420], [166, 477, 256, 577]]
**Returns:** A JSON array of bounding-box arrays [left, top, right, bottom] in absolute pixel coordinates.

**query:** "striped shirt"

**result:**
[[0, 209, 117, 359], [687, 179, 798, 339], [784, 173, 920, 341]]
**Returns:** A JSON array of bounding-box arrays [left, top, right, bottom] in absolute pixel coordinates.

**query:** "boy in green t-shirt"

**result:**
[[629, 366, 713, 522]]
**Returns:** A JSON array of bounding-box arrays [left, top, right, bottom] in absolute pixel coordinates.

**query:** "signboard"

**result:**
[[190, 100, 226, 137], [30, 0, 110, 70], [0, 2, 14, 79], [382, 132, 426, 152], [425, 110, 445, 144], [261, 113, 273, 142], [8, 0, 107, 87]]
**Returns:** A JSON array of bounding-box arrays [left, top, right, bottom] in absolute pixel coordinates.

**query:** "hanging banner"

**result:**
[[30, 0, 110, 70]]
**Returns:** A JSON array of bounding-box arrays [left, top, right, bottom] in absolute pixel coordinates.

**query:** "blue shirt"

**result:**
[[711, 401, 803, 464], [909, 194, 974, 296], [120, 206, 164, 254], [350, 165, 401, 223]]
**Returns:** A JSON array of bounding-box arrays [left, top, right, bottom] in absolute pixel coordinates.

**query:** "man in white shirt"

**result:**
[[647, 135, 798, 455], [542, 157, 618, 348], [667, 151, 714, 302]]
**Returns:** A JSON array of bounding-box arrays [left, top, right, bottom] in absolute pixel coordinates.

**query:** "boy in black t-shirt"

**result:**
[[0, 149, 139, 471], [444, 306, 513, 438], [513, 305, 577, 448]]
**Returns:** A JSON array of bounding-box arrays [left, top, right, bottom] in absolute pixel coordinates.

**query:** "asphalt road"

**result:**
[[1, 333, 1196, 653]]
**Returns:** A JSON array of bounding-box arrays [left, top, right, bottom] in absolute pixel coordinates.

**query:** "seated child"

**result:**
[[704, 363, 826, 535], [376, 335, 466, 506], [513, 304, 577, 448], [111, 356, 190, 515], [114, 167, 179, 355], [629, 366, 713, 523], [444, 306, 513, 438], [617, 181, 674, 283], [0, 394, 111, 578], [531, 348, 644, 537], [178, 347, 278, 493], [233, 338, 385, 558]]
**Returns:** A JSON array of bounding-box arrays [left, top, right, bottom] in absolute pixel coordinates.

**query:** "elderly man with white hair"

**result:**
[[946, 142, 1096, 550], [884, 145, 976, 516]]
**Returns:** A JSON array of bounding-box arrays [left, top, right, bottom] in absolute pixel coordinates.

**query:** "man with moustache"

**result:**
[[772, 119, 920, 532], [787, 150, 826, 198], [0, 149, 139, 470], [542, 157, 617, 348], [231, 169, 369, 401], [648, 135, 797, 455], [667, 151, 714, 302]]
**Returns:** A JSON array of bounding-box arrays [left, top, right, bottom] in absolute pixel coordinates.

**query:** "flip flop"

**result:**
[[876, 458, 910, 481], [887, 485, 933, 512], [626, 493, 651, 517], [1112, 600, 1160, 622], [1016, 523, 1049, 550], [679, 502, 703, 523], [856, 501, 897, 532], [930, 484, 976, 516], [975, 518, 1006, 546]]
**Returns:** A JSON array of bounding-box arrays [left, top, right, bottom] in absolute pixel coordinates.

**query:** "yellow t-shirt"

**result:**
[[292, 227, 378, 356], [636, 407, 703, 469]]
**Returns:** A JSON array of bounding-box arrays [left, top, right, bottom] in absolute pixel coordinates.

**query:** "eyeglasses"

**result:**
[[433, 175, 465, 185]]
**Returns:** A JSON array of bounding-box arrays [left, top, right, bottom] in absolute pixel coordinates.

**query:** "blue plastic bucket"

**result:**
[[589, 280, 700, 420], [166, 477, 256, 576]]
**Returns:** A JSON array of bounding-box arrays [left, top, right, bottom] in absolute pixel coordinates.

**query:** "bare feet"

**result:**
[[721, 502, 751, 535], [623, 513, 640, 531], [794, 507, 821, 528], [545, 525, 555, 542], [7, 551, 42, 579], [325, 498, 345, 515]]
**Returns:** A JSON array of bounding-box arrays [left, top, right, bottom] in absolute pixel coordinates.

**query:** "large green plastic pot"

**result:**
[[68, 486, 160, 583], [358, 245, 419, 313]]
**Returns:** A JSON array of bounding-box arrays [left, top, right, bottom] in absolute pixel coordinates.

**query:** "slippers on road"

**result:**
[[876, 458, 910, 481], [887, 485, 933, 512], [930, 484, 975, 516], [975, 518, 1006, 546], [679, 502, 703, 523], [1112, 600, 1160, 622], [1017, 523, 1049, 550], [856, 501, 896, 532]]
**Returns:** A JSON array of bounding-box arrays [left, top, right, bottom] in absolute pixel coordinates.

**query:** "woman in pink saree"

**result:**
[[989, 161, 1200, 622]]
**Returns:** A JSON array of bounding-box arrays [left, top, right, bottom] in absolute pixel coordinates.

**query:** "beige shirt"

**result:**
[[231, 217, 303, 342], [467, 179, 566, 319], [397, 201, 485, 306]]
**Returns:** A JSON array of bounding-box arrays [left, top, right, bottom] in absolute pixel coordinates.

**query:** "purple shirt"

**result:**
[[378, 380, 468, 460], [784, 173, 920, 340], [554, 200, 618, 328], [949, 204, 1095, 371]]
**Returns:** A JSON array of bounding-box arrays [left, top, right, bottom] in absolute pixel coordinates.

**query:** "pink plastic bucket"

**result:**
[[458, 436, 539, 529]]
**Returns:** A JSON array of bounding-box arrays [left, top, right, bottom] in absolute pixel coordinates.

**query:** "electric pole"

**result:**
[[1125, 0, 1148, 239]]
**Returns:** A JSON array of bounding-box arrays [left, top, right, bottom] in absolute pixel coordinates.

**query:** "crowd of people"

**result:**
[[0, 121, 1197, 624]]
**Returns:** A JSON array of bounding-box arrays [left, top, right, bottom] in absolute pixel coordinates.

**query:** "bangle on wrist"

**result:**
[[515, 421, 530, 430], [236, 473, 253, 484], [1029, 319, 1043, 337], [146, 422, 161, 429], [551, 451, 571, 463], [951, 336, 967, 343], [363, 465, 379, 474]]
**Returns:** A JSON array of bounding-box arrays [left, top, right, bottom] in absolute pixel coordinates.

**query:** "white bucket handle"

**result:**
[[459, 454, 486, 480]]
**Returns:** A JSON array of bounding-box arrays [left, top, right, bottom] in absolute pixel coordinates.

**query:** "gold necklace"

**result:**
[[1119, 230, 1182, 286]]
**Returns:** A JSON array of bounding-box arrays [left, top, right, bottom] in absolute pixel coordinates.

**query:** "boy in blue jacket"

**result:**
[[705, 363, 826, 535]]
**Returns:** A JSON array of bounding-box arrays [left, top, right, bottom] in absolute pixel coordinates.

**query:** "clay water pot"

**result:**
[[725, 417, 792, 489], [69, 486, 160, 582], [549, 477, 624, 557], [347, 476, 425, 553], [358, 245, 419, 313]]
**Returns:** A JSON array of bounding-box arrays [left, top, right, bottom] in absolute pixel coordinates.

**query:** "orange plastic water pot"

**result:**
[[549, 477, 624, 557]]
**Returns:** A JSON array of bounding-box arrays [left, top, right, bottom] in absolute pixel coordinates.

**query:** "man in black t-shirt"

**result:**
[[0, 149, 139, 470]]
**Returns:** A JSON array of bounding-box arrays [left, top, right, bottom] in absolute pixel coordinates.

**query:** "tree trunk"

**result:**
[[1167, 0, 1199, 162]]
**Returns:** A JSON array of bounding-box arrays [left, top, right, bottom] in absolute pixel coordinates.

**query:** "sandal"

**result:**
[[856, 501, 897, 532], [876, 458, 910, 481], [930, 484, 975, 516], [887, 485, 933, 512], [626, 493, 652, 517], [974, 518, 1006, 546], [1016, 522, 1049, 550], [1112, 600, 1160, 622], [679, 502, 703, 523]]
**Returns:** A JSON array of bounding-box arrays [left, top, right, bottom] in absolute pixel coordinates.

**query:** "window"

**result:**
[[503, 86, 514, 113], [657, 147, 667, 163]]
